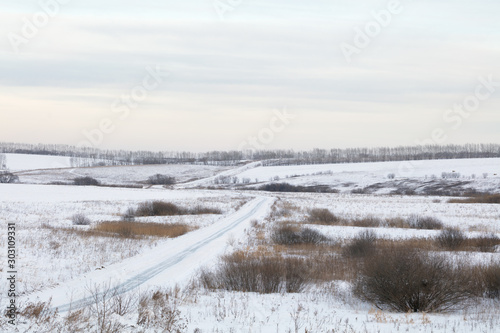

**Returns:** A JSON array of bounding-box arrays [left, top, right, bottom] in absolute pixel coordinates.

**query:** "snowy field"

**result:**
[[181, 158, 500, 195], [0, 156, 499, 332], [3, 153, 233, 185], [2, 153, 74, 171]]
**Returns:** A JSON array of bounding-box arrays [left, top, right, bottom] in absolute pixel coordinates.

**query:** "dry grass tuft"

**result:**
[[448, 193, 500, 204], [307, 208, 340, 225], [42, 221, 191, 239], [94, 221, 190, 238]]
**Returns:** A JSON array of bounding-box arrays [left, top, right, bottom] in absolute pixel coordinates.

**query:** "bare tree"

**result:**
[[0, 154, 6, 169]]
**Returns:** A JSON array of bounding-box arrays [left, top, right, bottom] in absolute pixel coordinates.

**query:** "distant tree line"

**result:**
[[0, 142, 499, 167]]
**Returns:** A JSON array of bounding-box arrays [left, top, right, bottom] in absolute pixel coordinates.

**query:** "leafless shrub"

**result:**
[[387, 173, 396, 179], [112, 293, 137, 316], [64, 307, 90, 332], [0, 171, 19, 183], [436, 228, 466, 250], [407, 215, 444, 230], [354, 247, 476, 312], [135, 201, 182, 216], [121, 207, 135, 222], [271, 225, 300, 245], [271, 225, 330, 246], [74, 176, 100, 186], [312, 214, 443, 231], [137, 289, 187, 332], [308, 208, 339, 225], [343, 230, 377, 257], [200, 251, 311, 293], [133, 200, 222, 217], [148, 174, 176, 185], [86, 282, 125, 333], [442, 172, 461, 179], [72, 213, 91, 226], [480, 262, 500, 299]]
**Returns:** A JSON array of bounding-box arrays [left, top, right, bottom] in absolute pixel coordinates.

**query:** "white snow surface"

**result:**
[[3, 153, 73, 171], [2, 156, 500, 332], [236, 158, 500, 181], [22, 196, 273, 313]]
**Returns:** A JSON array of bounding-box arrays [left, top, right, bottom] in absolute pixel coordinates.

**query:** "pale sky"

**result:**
[[1, 0, 499, 152]]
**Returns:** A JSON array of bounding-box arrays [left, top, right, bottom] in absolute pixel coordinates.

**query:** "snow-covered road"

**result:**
[[23, 196, 274, 313]]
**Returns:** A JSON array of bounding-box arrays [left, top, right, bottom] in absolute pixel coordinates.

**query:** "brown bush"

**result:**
[[133, 201, 222, 217], [407, 215, 444, 230], [354, 247, 476, 312], [308, 208, 339, 225], [435, 228, 466, 250], [481, 263, 500, 299], [200, 251, 311, 293], [272, 225, 330, 246], [135, 201, 183, 216], [343, 230, 377, 257]]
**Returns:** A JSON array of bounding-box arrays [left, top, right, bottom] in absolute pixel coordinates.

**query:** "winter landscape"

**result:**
[[2, 1, 500, 332], [1, 145, 499, 332]]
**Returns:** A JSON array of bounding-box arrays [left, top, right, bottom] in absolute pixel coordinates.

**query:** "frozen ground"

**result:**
[[1, 156, 500, 332], [2, 153, 74, 171], [0, 184, 250, 294], [14, 164, 233, 187], [179, 158, 500, 195]]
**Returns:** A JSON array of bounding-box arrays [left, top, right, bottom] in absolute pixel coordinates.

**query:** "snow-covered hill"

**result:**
[[1, 153, 73, 171]]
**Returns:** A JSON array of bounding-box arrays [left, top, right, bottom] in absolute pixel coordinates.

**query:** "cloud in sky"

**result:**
[[0, 0, 499, 151]]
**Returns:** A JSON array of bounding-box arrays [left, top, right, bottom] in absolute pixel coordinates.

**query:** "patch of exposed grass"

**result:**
[[449, 193, 500, 204], [42, 221, 191, 239], [94, 221, 190, 238]]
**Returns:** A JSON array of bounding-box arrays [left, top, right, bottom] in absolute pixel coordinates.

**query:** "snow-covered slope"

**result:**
[[22, 196, 274, 313], [2, 153, 73, 171], [229, 158, 500, 194], [236, 158, 500, 181]]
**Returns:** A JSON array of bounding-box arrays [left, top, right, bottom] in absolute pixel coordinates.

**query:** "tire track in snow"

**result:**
[[51, 196, 271, 313]]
